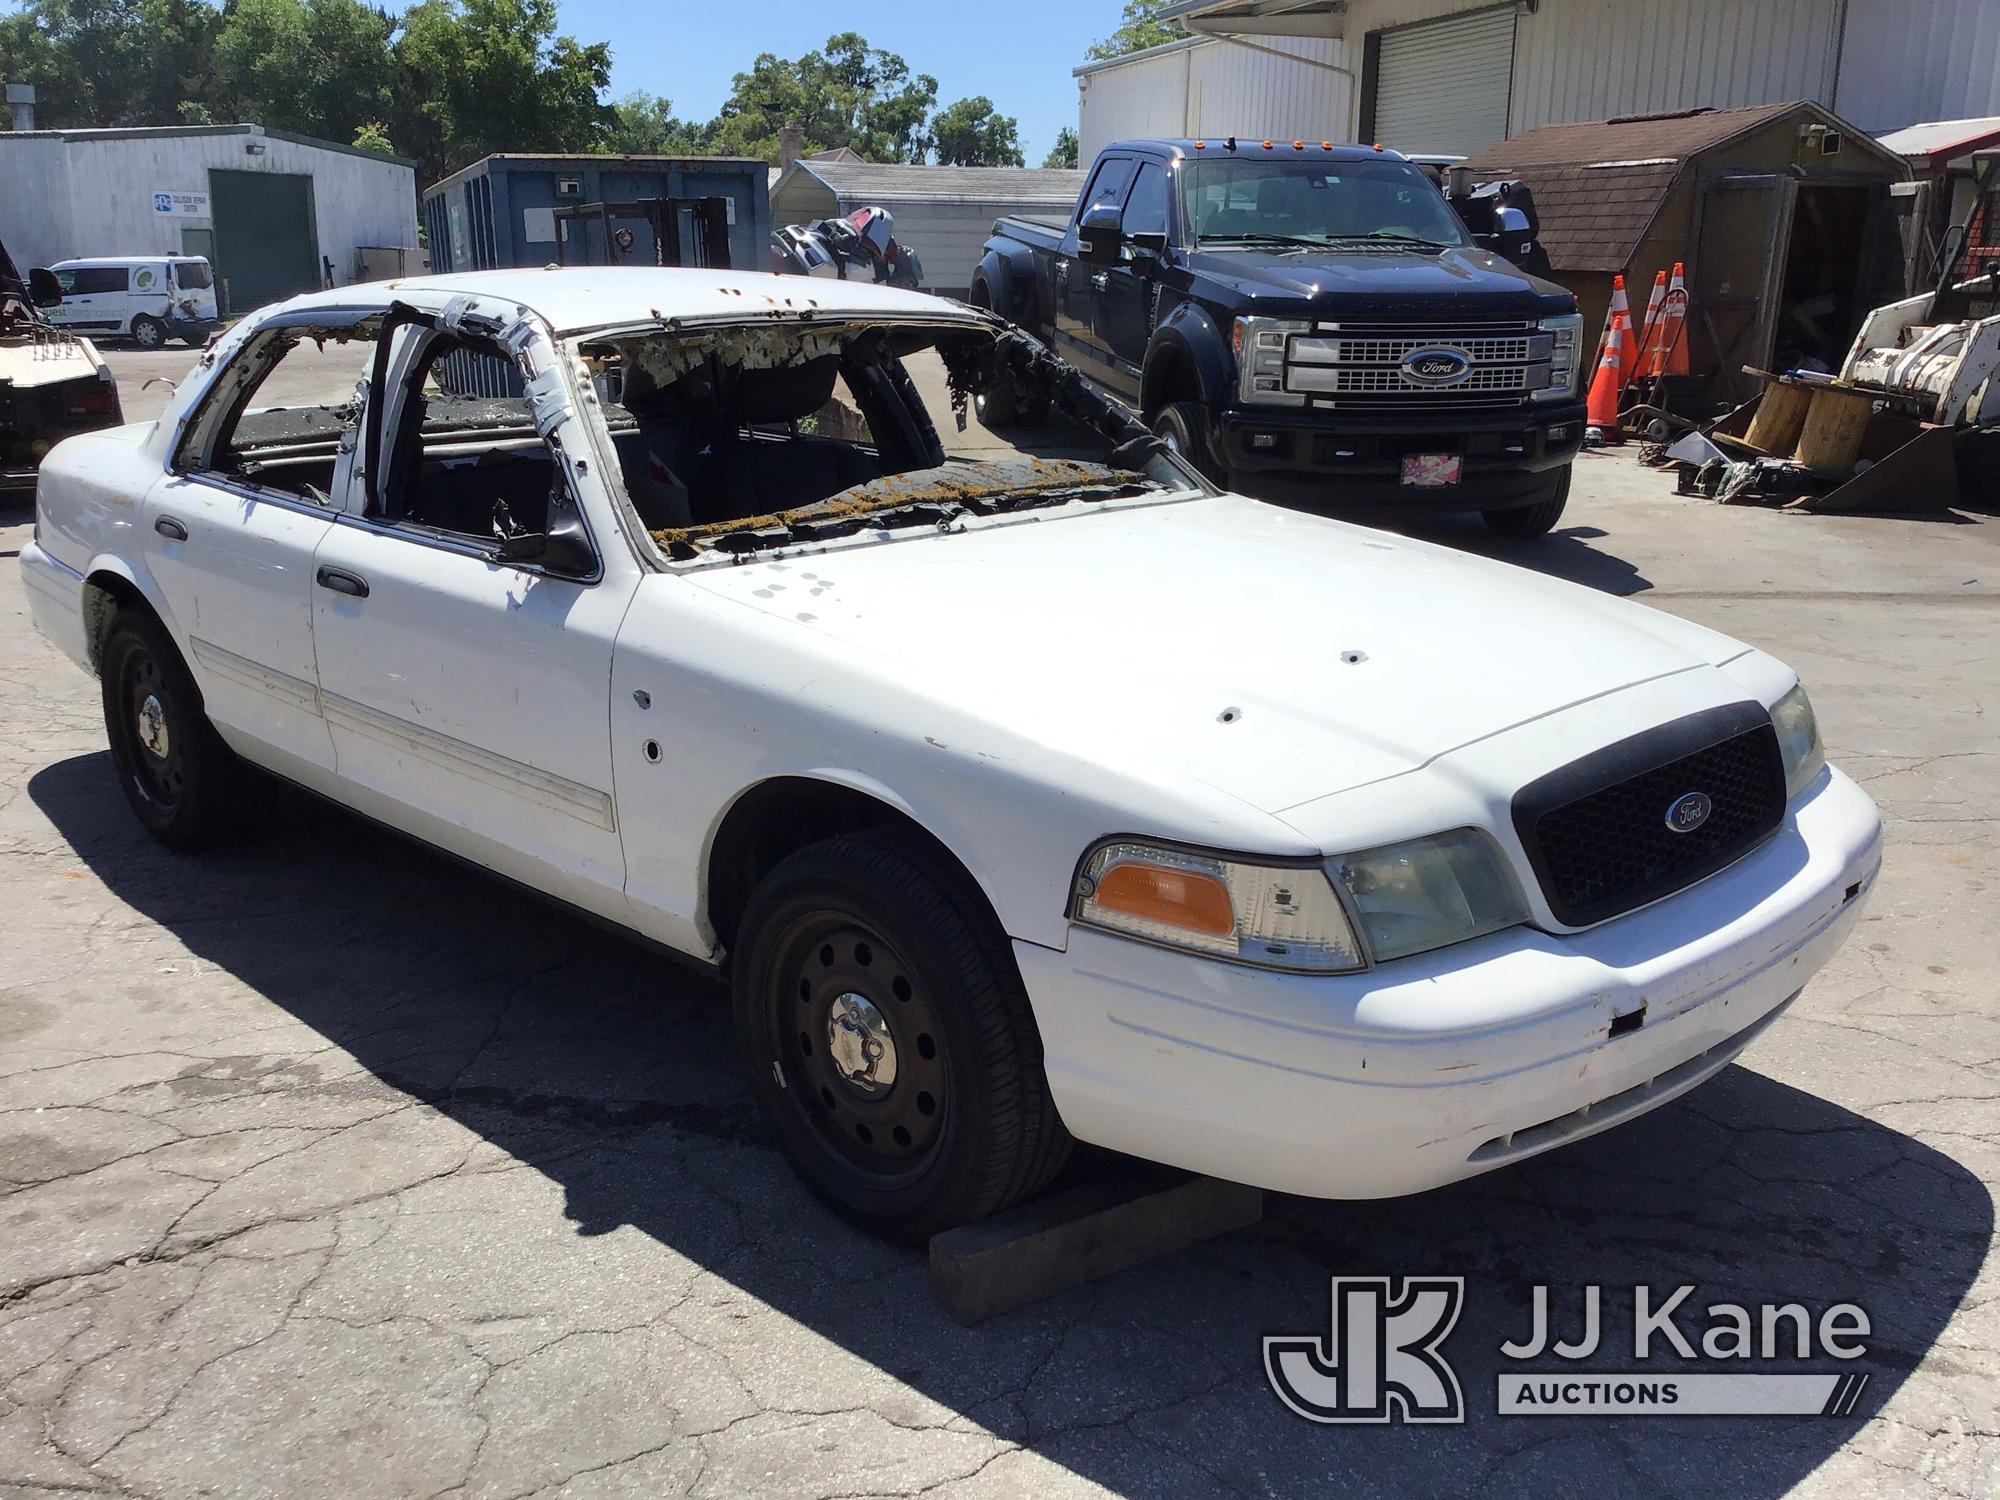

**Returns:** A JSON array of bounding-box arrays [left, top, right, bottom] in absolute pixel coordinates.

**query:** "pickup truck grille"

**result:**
[[1285, 319, 1549, 411], [1512, 707, 1787, 928]]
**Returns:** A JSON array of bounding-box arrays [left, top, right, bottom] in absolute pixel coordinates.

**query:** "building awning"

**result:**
[[1157, 0, 1346, 39], [1875, 117, 2000, 170]]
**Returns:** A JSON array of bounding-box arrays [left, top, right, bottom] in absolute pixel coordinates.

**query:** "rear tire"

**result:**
[[1482, 467, 1571, 537], [733, 832, 1071, 1240], [1152, 400, 1223, 483], [100, 608, 241, 849], [129, 315, 166, 350]]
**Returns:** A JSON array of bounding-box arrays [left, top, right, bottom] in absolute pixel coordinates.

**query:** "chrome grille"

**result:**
[[1293, 335, 1537, 366], [1284, 319, 1549, 408]]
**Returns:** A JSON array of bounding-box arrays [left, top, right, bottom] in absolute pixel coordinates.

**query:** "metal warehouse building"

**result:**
[[0, 122, 420, 315], [768, 162, 1087, 297], [1077, 0, 2000, 159]]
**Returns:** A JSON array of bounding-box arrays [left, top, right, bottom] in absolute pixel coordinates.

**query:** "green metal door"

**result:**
[[208, 170, 319, 317]]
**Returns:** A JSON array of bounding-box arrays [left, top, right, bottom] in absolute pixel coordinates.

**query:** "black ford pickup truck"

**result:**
[[972, 139, 1585, 535]]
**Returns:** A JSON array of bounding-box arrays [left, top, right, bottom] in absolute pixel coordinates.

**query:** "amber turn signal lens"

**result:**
[[1093, 861, 1236, 937]]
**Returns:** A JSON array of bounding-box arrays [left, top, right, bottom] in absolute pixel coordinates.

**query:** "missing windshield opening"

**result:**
[[571, 319, 1182, 560]]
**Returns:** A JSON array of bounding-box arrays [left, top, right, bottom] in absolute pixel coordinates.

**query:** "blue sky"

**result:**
[[555, 0, 1121, 162]]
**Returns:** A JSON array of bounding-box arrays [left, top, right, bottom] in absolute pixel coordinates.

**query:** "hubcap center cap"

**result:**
[[826, 991, 897, 1096], [136, 694, 170, 760]]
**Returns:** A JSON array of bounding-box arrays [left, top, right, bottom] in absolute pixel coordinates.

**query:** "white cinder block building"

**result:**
[[1077, 0, 2000, 160], [0, 123, 420, 316]]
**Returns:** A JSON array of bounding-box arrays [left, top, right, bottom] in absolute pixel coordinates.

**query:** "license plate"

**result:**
[[1401, 454, 1463, 487]]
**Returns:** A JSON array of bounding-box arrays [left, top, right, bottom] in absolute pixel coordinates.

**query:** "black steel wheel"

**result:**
[[100, 608, 239, 849], [734, 832, 1071, 1239]]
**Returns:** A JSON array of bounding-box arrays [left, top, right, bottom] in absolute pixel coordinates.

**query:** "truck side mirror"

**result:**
[[1077, 205, 1124, 266], [28, 268, 62, 306], [1128, 229, 1168, 262]]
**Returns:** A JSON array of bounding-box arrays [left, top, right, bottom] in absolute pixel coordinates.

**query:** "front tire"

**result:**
[[129, 315, 167, 350], [733, 832, 1071, 1240], [1152, 400, 1224, 483], [100, 609, 240, 849], [1482, 467, 1572, 537]]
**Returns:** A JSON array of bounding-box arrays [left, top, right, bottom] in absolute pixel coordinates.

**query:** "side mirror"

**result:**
[[28, 268, 62, 307], [495, 486, 597, 580], [1128, 229, 1168, 265], [1077, 205, 1124, 266]]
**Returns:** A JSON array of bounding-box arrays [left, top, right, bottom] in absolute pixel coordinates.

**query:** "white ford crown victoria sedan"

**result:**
[[21, 269, 1883, 1237]]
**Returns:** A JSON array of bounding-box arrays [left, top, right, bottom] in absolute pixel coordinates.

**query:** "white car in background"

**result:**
[[40, 255, 220, 348], [19, 268, 1883, 1238]]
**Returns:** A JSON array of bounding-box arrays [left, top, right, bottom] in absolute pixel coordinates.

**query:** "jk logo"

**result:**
[[1264, 1276, 1466, 1424]]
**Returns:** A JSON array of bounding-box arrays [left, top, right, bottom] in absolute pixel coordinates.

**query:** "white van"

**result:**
[[40, 257, 220, 348]]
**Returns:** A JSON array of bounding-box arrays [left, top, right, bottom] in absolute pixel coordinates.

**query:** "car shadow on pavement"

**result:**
[[28, 751, 1991, 1499]]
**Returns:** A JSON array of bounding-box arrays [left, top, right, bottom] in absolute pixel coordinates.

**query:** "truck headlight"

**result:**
[[1532, 311, 1582, 402], [1072, 840, 1363, 972], [1332, 828, 1529, 962], [1770, 682, 1826, 798], [1233, 315, 1308, 408]]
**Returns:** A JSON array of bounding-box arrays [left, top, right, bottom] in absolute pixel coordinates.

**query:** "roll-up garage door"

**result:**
[[1372, 6, 1518, 157]]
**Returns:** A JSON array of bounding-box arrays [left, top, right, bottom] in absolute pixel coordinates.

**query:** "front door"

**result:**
[[1056, 154, 1137, 384], [1096, 161, 1171, 394], [310, 328, 634, 914]]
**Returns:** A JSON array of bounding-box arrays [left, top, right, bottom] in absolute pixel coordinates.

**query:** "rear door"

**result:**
[[143, 313, 378, 775]]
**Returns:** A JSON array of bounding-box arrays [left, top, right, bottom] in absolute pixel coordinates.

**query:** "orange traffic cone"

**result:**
[[1634, 269, 1667, 378], [1652, 261, 1691, 377], [1586, 274, 1630, 436]]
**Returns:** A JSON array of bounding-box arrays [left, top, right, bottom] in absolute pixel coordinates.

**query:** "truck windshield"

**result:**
[[1182, 158, 1469, 249]]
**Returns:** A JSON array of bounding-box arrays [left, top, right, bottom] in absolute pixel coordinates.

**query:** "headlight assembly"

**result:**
[[1770, 681, 1826, 798], [1071, 828, 1532, 971], [1332, 828, 1529, 962], [1071, 841, 1364, 972]]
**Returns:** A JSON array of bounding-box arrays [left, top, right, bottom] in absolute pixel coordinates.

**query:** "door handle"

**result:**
[[154, 515, 187, 541], [1090, 272, 1110, 291], [316, 566, 369, 599]]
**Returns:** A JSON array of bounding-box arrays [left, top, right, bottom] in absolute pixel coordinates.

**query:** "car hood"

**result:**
[[1186, 244, 1571, 320], [679, 494, 1745, 819]]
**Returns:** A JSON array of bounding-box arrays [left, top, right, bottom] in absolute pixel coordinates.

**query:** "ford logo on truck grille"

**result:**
[[1401, 347, 1472, 384]]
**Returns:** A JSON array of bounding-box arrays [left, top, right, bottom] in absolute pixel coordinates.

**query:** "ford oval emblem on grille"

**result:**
[[1665, 791, 1713, 834], [1401, 346, 1471, 385]]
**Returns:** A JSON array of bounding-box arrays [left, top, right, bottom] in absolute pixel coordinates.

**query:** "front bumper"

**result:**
[[1214, 399, 1586, 509], [1017, 767, 1882, 1199]]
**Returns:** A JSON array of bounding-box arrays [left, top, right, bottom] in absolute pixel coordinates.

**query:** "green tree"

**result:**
[[1043, 125, 1080, 169], [212, 0, 394, 144], [604, 89, 715, 156], [1085, 0, 1181, 61], [0, 0, 220, 128], [708, 33, 938, 163], [352, 119, 396, 156], [389, 0, 612, 181], [930, 96, 1023, 167]]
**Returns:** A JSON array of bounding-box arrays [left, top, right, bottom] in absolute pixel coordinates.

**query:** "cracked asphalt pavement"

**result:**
[[2, 353, 1996, 1498]]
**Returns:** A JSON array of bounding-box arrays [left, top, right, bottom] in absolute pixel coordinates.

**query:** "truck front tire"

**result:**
[[733, 832, 1071, 1240], [1152, 401, 1224, 484], [1482, 467, 1572, 538]]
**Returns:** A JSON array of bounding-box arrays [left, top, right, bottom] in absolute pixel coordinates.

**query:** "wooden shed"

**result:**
[[1464, 101, 1911, 403], [768, 162, 1086, 298]]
